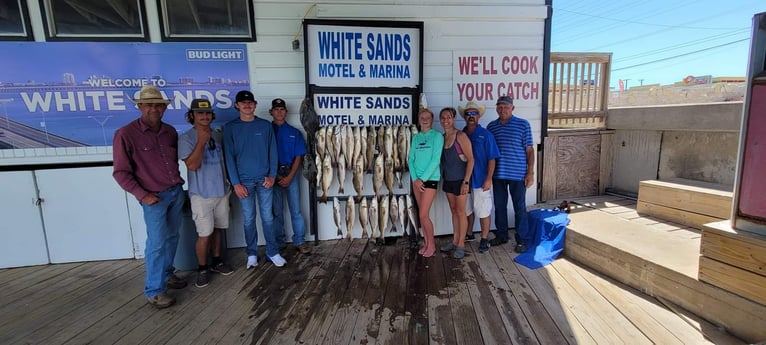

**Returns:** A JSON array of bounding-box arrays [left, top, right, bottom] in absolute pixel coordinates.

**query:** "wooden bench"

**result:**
[[636, 178, 733, 229], [700, 221, 766, 307]]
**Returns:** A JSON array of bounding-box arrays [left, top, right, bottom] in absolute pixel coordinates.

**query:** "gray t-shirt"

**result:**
[[179, 128, 229, 198]]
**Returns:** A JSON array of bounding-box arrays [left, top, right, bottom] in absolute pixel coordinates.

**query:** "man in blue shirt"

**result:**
[[487, 96, 535, 253], [460, 101, 500, 253], [270, 98, 311, 254], [179, 99, 234, 288], [224, 90, 285, 268]]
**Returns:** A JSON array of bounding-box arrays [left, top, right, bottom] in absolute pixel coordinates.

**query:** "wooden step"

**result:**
[[700, 220, 766, 307], [563, 208, 766, 343], [637, 178, 732, 229]]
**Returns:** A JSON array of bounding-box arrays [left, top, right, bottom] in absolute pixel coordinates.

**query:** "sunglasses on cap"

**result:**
[[465, 111, 479, 116]]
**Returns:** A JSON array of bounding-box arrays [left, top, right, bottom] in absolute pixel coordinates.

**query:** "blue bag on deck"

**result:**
[[513, 209, 570, 269]]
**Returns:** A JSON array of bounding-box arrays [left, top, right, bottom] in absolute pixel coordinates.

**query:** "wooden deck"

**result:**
[[0, 225, 744, 345]]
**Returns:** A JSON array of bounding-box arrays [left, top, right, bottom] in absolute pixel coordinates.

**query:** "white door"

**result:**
[[36, 166, 134, 263], [0, 171, 48, 268]]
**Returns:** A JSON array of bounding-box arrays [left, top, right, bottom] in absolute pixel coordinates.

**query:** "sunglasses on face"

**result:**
[[465, 111, 479, 116]]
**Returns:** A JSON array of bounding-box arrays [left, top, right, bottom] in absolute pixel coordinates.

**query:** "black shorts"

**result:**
[[442, 180, 467, 195], [423, 180, 438, 189]]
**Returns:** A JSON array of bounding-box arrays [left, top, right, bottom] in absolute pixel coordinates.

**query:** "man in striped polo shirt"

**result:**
[[487, 95, 535, 253]]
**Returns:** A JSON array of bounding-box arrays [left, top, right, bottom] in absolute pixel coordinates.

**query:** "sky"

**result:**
[[550, 0, 766, 88]]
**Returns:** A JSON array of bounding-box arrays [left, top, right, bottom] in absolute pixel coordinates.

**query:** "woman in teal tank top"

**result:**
[[408, 108, 443, 257]]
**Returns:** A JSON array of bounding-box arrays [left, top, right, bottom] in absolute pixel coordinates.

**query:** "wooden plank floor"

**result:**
[[0, 232, 743, 344]]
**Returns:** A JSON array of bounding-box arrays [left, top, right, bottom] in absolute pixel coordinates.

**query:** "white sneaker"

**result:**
[[246, 255, 258, 269], [267, 254, 287, 267]]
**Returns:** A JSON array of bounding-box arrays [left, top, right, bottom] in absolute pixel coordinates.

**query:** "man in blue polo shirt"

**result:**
[[487, 95, 535, 253], [270, 98, 311, 254], [460, 101, 500, 253]]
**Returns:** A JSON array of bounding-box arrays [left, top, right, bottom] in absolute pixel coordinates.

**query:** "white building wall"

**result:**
[[243, 1, 548, 241]]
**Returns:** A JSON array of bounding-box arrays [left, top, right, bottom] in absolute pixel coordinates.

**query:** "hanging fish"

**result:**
[[403, 126, 411, 171], [379, 195, 389, 240], [315, 126, 327, 162], [333, 197, 342, 238], [346, 197, 355, 241], [337, 152, 346, 194], [392, 126, 401, 190], [359, 126, 368, 169], [389, 195, 399, 233], [411, 124, 419, 137], [377, 126, 386, 157], [299, 97, 320, 138], [384, 126, 393, 161], [352, 126, 362, 165], [398, 195, 407, 237], [320, 154, 333, 203], [359, 197, 369, 239], [373, 155, 384, 197], [397, 126, 408, 184], [327, 125, 337, 166], [344, 125, 355, 169], [369, 196, 379, 238], [407, 194, 420, 237], [392, 125, 400, 172], [315, 154, 323, 187], [384, 158, 394, 195], [366, 126, 377, 173], [352, 157, 364, 200], [302, 152, 317, 187], [335, 125, 348, 167]]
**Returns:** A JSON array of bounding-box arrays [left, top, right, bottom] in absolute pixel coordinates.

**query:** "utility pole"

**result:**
[[624, 79, 630, 89], [638, 79, 644, 86]]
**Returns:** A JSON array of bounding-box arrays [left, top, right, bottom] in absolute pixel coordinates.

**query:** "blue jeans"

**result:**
[[273, 176, 306, 246], [239, 180, 278, 257], [141, 184, 184, 298], [492, 179, 530, 244]]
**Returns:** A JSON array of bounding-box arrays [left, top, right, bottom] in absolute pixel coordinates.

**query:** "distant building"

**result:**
[[63, 73, 75, 85], [713, 76, 746, 83]]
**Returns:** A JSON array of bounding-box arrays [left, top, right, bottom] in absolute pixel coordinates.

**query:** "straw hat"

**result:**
[[458, 101, 486, 117], [130, 86, 171, 104]]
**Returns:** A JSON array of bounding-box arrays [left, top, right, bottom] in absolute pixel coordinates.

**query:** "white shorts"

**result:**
[[190, 191, 231, 237], [466, 188, 493, 219]]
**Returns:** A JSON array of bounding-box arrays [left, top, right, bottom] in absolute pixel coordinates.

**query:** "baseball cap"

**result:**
[[190, 98, 213, 111], [496, 95, 514, 105], [271, 98, 286, 110], [235, 90, 256, 103]]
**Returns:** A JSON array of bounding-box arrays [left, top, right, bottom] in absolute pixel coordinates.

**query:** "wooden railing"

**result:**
[[548, 52, 612, 128]]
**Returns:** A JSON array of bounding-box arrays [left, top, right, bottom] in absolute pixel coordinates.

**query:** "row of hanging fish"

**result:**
[[331, 194, 420, 241], [317, 125, 419, 202]]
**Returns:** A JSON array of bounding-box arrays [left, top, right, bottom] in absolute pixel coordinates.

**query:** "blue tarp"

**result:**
[[514, 209, 570, 269]]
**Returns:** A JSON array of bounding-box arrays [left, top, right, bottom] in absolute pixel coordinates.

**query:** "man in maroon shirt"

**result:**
[[113, 85, 187, 309]]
